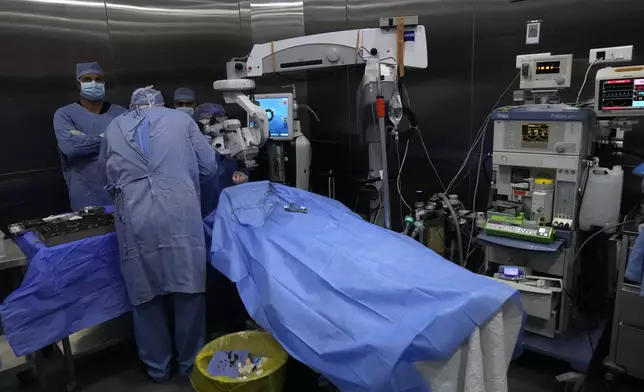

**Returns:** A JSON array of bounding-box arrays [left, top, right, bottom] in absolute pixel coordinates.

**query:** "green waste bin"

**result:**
[[191, 331, 289, 392]]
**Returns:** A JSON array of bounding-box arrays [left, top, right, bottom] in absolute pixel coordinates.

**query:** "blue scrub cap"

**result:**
[[76, 62, 104, 79], [194, 103, 226, 120], [174, 87, 196, 102], [130, 86, 165, 108]]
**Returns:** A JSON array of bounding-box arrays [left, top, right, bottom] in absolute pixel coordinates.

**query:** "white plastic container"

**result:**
[[579, 165, 623, 233]]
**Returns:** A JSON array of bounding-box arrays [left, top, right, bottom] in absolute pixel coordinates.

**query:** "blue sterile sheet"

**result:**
[[210, 181, 523, 392], [0, 206, 132, 356]]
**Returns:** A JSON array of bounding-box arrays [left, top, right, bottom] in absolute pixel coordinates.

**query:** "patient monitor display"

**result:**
[[598, 78, 644, 110], [594, 66, 644, 117], [250, 93, 293, 140]]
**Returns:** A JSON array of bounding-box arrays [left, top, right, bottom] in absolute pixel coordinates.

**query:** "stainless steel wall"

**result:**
[[1, 0, 644, 228], [0, 0, 114, 226]]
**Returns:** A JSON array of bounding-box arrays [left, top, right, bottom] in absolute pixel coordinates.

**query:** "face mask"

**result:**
[[177, 107, 195, 116], [80, 81, 105, 101]]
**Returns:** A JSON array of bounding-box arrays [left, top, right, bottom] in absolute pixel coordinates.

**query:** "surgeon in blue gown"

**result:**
[[53, 62, 127, 211], [99, 86, 219, 382]]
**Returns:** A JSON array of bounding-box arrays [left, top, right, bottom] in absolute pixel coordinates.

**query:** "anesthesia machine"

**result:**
[[482, 51, 644, 343], [483, 53, 603, 339]]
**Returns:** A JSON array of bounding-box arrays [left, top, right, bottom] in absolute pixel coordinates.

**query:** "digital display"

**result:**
[[599, 78, 644, 111], [503, 267, 519, 276], [535, 61, 561, 75], [521, 123, 549, 148], [250, 96, 290, 138]]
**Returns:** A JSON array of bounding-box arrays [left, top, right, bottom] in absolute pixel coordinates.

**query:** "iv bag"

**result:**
[[388, 91, 403, 130]]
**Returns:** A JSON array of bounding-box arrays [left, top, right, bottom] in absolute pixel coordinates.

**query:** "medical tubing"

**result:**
[[438, 193, 464, 266]]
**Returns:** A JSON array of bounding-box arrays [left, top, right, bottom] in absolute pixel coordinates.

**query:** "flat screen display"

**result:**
[[250, 96, 290, 138], [503, 267, 519, 276], [521, 123, 549, 148], [599, 78, 644, 111], [535, 61, 561, 75]]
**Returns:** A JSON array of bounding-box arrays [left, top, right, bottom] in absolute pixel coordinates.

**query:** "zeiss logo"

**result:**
[[496, 113, 509, 119], [404, 31, 415, 42]]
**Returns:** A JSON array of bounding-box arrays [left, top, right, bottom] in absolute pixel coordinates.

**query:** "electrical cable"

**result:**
[[482, 154, 492, 184], [353, 186, 365, 212], [465, 124, 487, 264], [445, 118, 487, 194], [575, 162, 592, 235], [563, 214, 640, 358], [576, 58, 603, 106], [365, 183, 383, 224], [615, 147, 644, 161], [438, 193, 464, 266], [445, 115, 493, 194], [445, 71, 520, 194], [560, 285, 597, 354], [353, 183, 383, 224], [353, 184, 376, 211], [395, 141, 405, 228], [400, 85, 446, 192], [299, 104, 320, 122], [571, 218, 638, 267], [357, 49, 398, 65], [397, 139, 412, 212]]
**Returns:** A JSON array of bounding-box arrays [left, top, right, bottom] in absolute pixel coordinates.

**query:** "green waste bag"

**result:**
[[191, 331, 288, 392]]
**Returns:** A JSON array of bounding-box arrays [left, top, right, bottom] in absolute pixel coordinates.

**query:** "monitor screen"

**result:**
[[250, 96, 291, 139], [535, 60, 561, 75], [599, 78, 644, 111], [503, 267, 519, 276]]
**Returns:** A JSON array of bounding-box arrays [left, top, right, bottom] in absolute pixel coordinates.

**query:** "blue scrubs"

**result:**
[[100, 107, 218, 379], [132, 293, 206, 380], [53, 102, 126, 211]]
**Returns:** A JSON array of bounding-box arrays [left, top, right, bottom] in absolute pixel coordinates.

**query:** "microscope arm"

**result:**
[[231, 92, 269, 147]]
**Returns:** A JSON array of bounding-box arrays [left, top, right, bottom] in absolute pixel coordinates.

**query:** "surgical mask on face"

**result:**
[[80, 81, 105, 101], [177, 107, 195, 116]]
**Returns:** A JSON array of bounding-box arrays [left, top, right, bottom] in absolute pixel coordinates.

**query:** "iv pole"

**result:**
[[375, 64, 392, 229]]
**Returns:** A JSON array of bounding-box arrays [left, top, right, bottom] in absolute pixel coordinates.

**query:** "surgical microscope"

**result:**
[[210, 21, 428, 228]]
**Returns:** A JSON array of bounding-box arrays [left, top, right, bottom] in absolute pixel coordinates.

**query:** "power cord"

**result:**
[[445, 71, 520, 194], [400, 85, 446, 192], [576, 58, 604, 106], [397, 139, 412, 213]]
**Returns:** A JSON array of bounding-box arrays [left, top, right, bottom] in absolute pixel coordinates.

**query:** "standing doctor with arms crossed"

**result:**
[[53, 62, 126, 210]]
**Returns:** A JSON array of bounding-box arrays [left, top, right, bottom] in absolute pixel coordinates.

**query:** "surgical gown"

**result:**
[[53, 102, 126, 211], [200, 155, 239, 217], [99, 107, 219, 306]]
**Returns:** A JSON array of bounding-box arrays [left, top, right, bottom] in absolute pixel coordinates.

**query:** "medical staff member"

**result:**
[[173, 87, 196, 116], [194, 103, 247, 216], [99, 87, 217, 382], [53, 62, 126, 211]]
